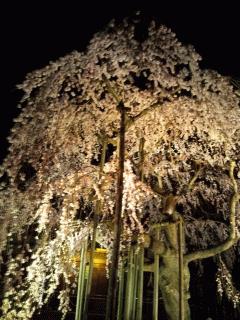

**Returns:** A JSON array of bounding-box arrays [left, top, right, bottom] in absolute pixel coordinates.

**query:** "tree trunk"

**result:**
[[158, 252, 191, 320], [151, 217, 190, 320], [105, 101, 126, 320]]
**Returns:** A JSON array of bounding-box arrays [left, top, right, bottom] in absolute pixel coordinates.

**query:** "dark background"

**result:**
[[1, 0, 240, 162]]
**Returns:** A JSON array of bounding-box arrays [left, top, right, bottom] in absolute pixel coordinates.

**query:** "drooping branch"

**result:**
[[184, 161, 239, 264]]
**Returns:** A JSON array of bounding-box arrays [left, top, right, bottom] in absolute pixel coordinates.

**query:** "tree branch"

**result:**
[[126, 102, 161, 130], [184, 161, 239, 264], [188, 163, 202, 191]]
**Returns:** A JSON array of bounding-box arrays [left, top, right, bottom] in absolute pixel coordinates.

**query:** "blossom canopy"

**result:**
[[0, 18, 240, 319]]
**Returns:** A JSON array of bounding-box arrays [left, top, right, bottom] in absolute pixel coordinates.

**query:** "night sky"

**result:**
[[1, 1, 240, 162]]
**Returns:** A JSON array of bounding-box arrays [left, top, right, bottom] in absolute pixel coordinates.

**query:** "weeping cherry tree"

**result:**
[[0, 17, 240, 320]]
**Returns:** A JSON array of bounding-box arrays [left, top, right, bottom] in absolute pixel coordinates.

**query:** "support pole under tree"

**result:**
[[105, 101, 126, 320], [178, 218, 184, 320], [124, 247, 134, 319], [117, 260, 125, 320], [132, 251, 139, 318], [83, 140, 107, 319], [136, 246, 144, 320], [153, 228, 160, 320], [135, 137, 145, 320], [75, 239, 88, 320]]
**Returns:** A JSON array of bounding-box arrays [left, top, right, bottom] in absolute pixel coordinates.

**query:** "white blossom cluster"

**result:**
[[97, 159, 162, 249], [216, 259, 240, 308], [0, 18, 240, 318]]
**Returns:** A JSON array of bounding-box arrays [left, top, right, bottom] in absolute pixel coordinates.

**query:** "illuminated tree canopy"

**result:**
[[0, 18, 240, 320]]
